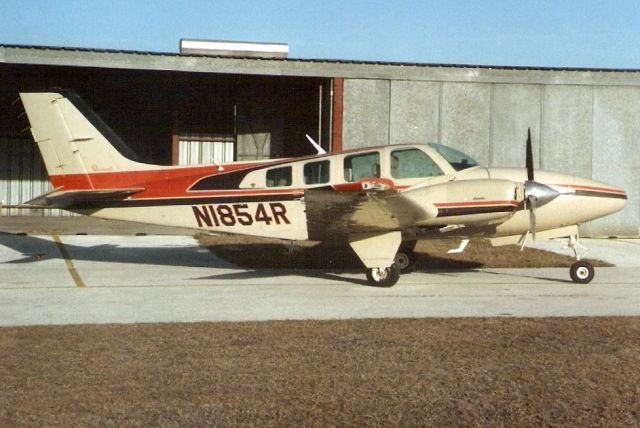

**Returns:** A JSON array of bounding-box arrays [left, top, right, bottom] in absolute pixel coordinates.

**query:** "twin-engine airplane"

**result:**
[[16, 90, 627, 286]]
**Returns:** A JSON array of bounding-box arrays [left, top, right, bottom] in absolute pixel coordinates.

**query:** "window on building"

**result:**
[[390, 148, 443, 179], [344, 152, 380, 182], [266, 166, 292, 187], [303, 160, 330, 185]]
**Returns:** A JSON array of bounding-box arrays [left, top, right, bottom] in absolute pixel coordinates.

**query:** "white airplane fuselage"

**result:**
[[66, 147, 626, 244], [18, 90, 627, 286]]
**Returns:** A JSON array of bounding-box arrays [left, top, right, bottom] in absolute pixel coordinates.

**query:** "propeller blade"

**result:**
[[527, 194, 537, 241], [526, 128, 534, 181]]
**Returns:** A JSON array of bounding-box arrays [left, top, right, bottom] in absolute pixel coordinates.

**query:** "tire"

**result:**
[[365, 264, 400, 287], [394, 250, 417, 273], [570, 260, 595, 284]]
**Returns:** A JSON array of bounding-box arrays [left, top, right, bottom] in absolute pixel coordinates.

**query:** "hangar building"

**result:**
[[1, 43, 638, 237]]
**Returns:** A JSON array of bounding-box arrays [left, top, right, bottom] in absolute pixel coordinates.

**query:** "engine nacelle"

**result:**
[[405, 179, 524, 226]]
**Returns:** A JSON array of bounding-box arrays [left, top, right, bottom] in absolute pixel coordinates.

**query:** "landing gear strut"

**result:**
[[567, 235, 594, 284]]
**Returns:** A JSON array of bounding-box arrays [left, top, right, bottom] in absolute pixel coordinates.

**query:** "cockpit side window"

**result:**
[[344, 152, 380, 182], [266, 166, 292, 187], [427, 143, 478, 171], [390, 148, 443, 179]]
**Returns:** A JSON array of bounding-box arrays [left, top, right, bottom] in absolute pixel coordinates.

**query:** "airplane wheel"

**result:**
[[394, 250, 417, 273], [366, 264, 400, 287], [570, 260, 594, 284]]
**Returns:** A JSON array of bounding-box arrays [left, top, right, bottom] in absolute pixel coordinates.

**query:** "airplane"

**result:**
[[13, 89, 627, 287]]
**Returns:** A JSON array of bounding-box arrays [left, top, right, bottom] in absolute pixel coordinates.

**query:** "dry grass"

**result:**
[[1, 318, 639, 427], [197, 234, 612, 270], [1, 236, 626, 426]]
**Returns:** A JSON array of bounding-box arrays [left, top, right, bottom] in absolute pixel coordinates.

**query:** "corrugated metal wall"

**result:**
[[0, 138, 71, 216], [178, 136, 235, 165]]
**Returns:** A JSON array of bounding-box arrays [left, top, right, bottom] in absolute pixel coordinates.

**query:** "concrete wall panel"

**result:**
[[440, 83, 492, 165], [389, 81, 439, 145], [590, 86, 640, 236], [541, 86, 593, 178], [331, 77, 638, 237], [490, 84, 542, 169], [343, 79, 390, 148]]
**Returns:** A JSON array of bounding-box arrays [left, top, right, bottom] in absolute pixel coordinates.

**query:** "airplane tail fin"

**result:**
[[19, 90, 152, 190]]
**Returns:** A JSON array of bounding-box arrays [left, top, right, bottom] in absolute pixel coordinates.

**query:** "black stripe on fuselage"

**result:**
[[436, 205, 517, 217], [63, 193, 303, 209], [188, 159, 296, 191]]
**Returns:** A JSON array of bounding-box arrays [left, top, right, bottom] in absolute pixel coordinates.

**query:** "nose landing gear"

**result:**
[[567, 235, 594, 284]]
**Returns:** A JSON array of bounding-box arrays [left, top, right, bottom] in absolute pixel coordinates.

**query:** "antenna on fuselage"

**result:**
[[305, 134, 327, 155]]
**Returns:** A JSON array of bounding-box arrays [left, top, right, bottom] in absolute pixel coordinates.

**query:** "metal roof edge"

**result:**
[[2, 43, 640, 73], [3, 44, 640, 88]]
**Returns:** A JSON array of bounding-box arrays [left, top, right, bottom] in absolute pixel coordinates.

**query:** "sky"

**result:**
[[1, 0, 639, 69]]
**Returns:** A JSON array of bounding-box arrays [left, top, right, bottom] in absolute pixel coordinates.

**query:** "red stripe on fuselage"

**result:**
[[49, 162, 274, 198]]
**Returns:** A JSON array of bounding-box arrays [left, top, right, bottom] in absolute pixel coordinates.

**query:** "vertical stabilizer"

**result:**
[[19, 90, 155, 189]]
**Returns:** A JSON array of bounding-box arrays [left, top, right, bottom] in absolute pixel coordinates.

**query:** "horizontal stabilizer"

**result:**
[[25, 187, 145, 209]]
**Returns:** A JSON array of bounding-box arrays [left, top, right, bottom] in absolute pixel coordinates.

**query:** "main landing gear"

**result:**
[[393, 240, 418, 273], [364, 241, 417, 287], [365, 264, 401, 287], [348, 232, 405, 287], [567, 235, 594, 284]]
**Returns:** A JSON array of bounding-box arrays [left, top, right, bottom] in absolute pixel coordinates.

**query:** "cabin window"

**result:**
[[304, 160, 330, 185], [344, 152, 380, 182], [266, 166, 292, 187], [390, 148, 443, 179]]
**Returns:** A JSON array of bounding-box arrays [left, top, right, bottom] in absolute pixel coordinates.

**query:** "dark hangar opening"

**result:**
[[0, 63, 332, 166]]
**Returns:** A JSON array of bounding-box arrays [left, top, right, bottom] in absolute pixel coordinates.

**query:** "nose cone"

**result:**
[[565, 177, 627, 224]]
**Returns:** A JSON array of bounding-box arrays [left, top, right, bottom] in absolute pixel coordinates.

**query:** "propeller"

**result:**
[[526, 128, 534, 181], [523, 128, 559, 240]]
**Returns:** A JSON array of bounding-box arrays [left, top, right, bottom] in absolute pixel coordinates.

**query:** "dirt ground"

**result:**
[[1, 318, 639, 427], [1, 237, 628, 426], [197, 234, 611, 270]]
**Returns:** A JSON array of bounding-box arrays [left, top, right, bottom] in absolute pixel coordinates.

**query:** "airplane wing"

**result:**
[[25, 187, 145, 209], [304, 177, 523, 241], [304, 183, 435, 240]]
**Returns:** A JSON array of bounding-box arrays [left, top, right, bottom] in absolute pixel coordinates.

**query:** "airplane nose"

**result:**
[[566, 178, 627, 224]]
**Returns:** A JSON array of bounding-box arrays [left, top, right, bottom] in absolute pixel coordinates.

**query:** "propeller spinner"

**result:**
[[523, 128, 559, 239]]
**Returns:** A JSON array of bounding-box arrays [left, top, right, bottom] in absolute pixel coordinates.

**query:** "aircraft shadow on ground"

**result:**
[[206, 243, 486, 271], [195, 269, 371, 286], [0, 234, 482, 282], [480, 269, 575, 284], [0, 233, 229, 269], [0, 233, 574, 285], [197, 243, 490, 286]]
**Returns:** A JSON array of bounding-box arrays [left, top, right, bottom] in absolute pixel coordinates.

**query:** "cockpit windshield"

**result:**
[[427, 143, 479, 171]]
